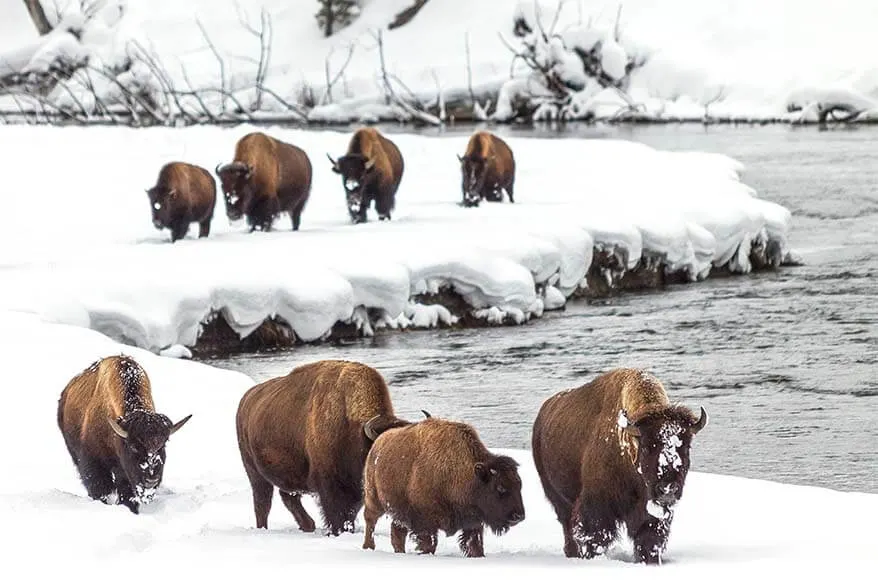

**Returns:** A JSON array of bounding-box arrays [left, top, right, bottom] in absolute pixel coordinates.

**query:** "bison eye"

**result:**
[[497, 485, 508, 496]]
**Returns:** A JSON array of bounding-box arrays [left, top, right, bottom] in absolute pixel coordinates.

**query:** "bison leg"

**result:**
[[415, 531, 438, 555], [571, 496, 618, 559], [362, 503, 382, 550], [279, 491, 316, 533], [244, 465, 274, 529], [390, 520, 409, 553], [505, 183, 515, 203], [114, 476, 140, 515], [458, 527, 485, 558], [170, 222, 189, 243], [290, 198, 307, 231], [629, 516, 672, 565], [316, 480, 360, 536], [78, 457, 115, 504], [198, 217, 212, 238]]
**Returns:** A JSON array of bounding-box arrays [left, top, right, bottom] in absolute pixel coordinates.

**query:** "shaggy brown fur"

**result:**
[[362, 417, 525, 558], [57, 355, 192, 514], [458, 131, 515, 207], [216, 132, 312, 232], [236, 359, 411, 535], [146, 162, 217, 243], [532, 368, 707, 564], [327, 127, 404, 223]]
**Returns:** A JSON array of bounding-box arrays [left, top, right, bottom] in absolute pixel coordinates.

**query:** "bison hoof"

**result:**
[[363, 539, 375, 550], [378, 214, 390, 221]]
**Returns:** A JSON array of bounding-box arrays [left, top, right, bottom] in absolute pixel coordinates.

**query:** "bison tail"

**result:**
[[363, 415, 411, 441]]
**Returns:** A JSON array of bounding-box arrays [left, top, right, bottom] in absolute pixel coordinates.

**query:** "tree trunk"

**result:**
[[23, 0, 53, 35], [324, 2, 334, 37]]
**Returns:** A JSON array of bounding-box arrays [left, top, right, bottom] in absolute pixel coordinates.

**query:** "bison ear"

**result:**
[[169, 414, 193, 436], [691, 406, 708, 435], [107, 417, 129, 439]]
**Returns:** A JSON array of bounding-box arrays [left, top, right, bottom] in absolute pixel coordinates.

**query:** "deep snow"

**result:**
[[3, 0, 878, 122], [0, 124, 790, 352], [1, 310, 874, 581]]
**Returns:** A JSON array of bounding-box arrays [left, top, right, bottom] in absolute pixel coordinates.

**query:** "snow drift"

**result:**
[[0, 124, 791, 353], [1, 310, 874, 581], [2, 0, 878, 123]]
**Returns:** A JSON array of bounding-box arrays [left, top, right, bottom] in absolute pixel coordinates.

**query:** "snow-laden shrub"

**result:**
[[495, 2, 652, 122], [315, 0, 361, 37]]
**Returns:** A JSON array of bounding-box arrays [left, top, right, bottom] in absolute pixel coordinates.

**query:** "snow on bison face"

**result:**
[[618, 406, 708, 510]]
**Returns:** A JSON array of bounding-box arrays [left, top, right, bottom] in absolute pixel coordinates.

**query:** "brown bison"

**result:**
[[146, 161, 217, 242], [57, 355, 193, 514], [457, 131, 515, 207], [216, 132, 312, 232], [235, 359, 417, 535], [362, 417, 525, 557], [327, 127, 404, 223], [531, 368, 707, 564]]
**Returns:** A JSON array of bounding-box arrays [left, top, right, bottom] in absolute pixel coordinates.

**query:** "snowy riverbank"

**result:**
[[2, 1, 878, 125], [0, 124, 791, 355], [1, 310, 873, 581]]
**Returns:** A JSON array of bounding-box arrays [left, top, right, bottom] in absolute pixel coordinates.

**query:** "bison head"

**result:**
[[457, 153, 493, 207], [327, 153, 375, 220], [145, 185, 177, 230], [216, 162, 254, 221], [107, 411, 192, 503], [472, 455, 525, 534], [618, 406, 708, 511]]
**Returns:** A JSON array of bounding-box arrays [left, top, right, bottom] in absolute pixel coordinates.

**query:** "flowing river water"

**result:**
[[205, 124, 878, 494]]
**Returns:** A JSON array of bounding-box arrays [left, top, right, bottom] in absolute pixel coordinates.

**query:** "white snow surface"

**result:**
[[0, 124, 789, 352], [3, 0, 878, 120], [0, 310, 874, 581]]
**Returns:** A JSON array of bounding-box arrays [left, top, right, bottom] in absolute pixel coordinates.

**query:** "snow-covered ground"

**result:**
[[2, 310, 874, 581], [2, 0, 878, 122], [0, 124, 790, 353]]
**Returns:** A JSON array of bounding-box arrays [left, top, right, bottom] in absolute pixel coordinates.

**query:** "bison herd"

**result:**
[[145, 128, 516, 242], [58, 356, 707, 564]]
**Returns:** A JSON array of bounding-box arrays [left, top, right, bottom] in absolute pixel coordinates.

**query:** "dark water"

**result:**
[[205, 125, 878, 494]]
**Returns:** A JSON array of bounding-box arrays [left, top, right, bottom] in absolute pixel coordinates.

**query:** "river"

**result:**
[[204, 124, 878, 494]]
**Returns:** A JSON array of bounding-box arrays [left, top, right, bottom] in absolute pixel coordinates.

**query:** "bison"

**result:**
[[531, 368, 708, 564], [457, 131, 515, 207], [216, 132, 312, 232], [145, 161, 217, 242], [327, 127, 404, 223], [236, 359, 417, 535], [362, 417, 526, 558], [57, 355, 193, 514]]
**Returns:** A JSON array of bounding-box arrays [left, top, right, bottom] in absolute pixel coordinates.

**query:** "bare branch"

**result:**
[[321, 43, 355, 106], [196, 17, 227, 114], [464, 32, 475, 106]]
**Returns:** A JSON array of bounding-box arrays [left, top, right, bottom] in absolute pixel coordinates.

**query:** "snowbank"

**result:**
[[1, 310, 874, 580], [2, 0, 878, 123], [0, 124, 791, 353]]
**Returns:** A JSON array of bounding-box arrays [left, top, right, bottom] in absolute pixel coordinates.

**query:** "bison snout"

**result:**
[[508, 511, 525, 526], [152, 219, 164, 229], [655, 483, 681, 506]]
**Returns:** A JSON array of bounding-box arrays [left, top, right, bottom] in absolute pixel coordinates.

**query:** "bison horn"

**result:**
[[457, 154, 464, 162], [691, 406, 708, 434], [364, 159, 375, 171], [364, 415, 382, 441], [326, 153, 339, 168], [107, 416, 129, 439], [421, 409, 432, 419], [169, 414, 193, 436]]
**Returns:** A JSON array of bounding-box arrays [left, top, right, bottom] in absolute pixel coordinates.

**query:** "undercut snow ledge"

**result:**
[[0, 125, 793, 356]]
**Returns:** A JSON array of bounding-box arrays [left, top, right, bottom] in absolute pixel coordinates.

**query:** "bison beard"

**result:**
[[532, 368, 707, 564]]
